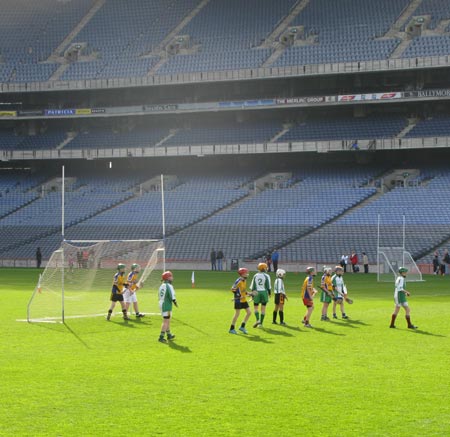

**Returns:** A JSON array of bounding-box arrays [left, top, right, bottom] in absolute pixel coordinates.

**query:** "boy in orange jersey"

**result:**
[[229, 268, 252, 334], [301, 266, 318, 328]]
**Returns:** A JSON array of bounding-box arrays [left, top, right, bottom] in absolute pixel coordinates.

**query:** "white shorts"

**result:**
[[394, 301, 409, 308], [123, 289, 137, 303]]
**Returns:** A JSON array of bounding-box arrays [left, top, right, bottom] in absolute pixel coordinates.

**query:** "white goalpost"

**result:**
[[27, 239, 165, 323], [377, 215, 423, 282], [27, 167, 167, 323]]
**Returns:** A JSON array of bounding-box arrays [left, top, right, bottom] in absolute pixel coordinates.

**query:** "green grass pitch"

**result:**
[[1, 268, 450, 436]]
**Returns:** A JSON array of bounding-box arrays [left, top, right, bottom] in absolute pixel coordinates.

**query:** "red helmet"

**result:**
[[238, 268, 249, 278], [162, 271, 173, 281]]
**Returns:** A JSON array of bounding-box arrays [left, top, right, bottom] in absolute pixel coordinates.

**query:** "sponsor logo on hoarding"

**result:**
[[0, 111, 17, 116], [45, 109, 76, 116], [75, 108, 92, 115]]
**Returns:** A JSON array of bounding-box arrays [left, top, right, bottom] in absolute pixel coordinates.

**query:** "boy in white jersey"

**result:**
[[123, 263, 145, 318], [273, 269, 287, 325], [158, 271, 178, 343], [331, 266, 349, 319], [250, 262, 271, 328], [389, 267, 418, 329]]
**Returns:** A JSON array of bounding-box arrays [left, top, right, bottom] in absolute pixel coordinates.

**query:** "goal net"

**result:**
[[377, 247, 423, 282], [27, 239, 165, 323]]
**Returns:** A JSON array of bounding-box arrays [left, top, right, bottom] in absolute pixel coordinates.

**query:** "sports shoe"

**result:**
[[158, 337, 167, 343], [229, 329, 238, 334], [135, 313, 145, 318], [389, 325, 396, 328], [272, 321, 278, 325], [123, 315, 131, 320], [304, 323, 313, 328], [280, 322, 287, 326], [342, 314, 349, 319], [333, 314, 338, 319], [252, 321, 261, 328], [239, 326, 248, 334], [408, 325, 418, 330], [167, 334, 176, 340], [106, 313, 111, 321]]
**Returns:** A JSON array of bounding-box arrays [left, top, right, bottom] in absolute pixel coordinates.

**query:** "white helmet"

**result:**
[[276, 268, 286, 278], [323, 266, 332, 274]]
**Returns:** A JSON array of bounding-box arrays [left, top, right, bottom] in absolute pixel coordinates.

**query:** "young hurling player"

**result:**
[[123, 263, 145, 318], [158, 271, 178, 343], [250, 262, 271, 328], [331, 266, 349, 319], [107, 263, 131, 321], [390, 267, 418, 329], [301, 266, 318, 327], [320, 266, 333, 321], [229, 268, 252, 334], [273, 269, 287, 325]]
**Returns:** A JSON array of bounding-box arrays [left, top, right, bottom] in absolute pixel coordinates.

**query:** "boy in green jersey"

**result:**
[[158, 271, 178, 343], [390, 267, 418, 329]]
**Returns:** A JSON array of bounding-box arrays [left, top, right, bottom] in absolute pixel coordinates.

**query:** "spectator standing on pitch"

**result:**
[[250, 262, 271, 328], [229, 268, 252, 334], [301, 266, 318, 327], [350, 251, 358, 273], [76, 250, 83, 269], [272, 268, 287, 325], [271, 249, 279, 272], [210, 249, 217, 271], [331, 266, 349, 319], [362, 252, 369, 274], [106, 263, 130, 321], [216, 249, 224, 271], [432, 253, 440, 275], [444, 249, 450, 275], [389, 267, 418, 329], [340, 254, 348, 273], [320, 267, 333, 321], [36, 247, 42, 268], [123, 263, 145, 318], [265, 250, 272, 272], [158, 271, 178, 343]]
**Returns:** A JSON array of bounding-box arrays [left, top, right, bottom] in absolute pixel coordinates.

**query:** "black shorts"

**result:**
[[110, 293, 124, 302], [234, 301, 249, 310], [274, 294, 285, 305]]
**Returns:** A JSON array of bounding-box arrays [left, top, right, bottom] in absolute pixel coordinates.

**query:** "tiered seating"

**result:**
[[165, 120, 282, 147], [164, 168, 379, 260], [61, 0, 200, 81], [65, 127, 170, 149], [279, 116, 406, 142], [0, 129, 68, 150], [158, 0, 296, 74], [402, 0, 450, 30], [281, 167, 450, 263], [403, 36, 450, 59], [0, 0, 95, 81], [273, 0, 408, 67], [0, 175, 142, 257], [405, 115, 450, 137]]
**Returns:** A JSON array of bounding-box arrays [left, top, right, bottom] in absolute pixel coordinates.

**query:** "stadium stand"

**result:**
[[405, 115, 450, 138]]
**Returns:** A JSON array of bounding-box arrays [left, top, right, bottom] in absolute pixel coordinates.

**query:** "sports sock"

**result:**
[[159, 331, 165, 339], [390, 314, 397, 327], [260, 313, 265, 325], [166, 330, 171, 338], [273, 311, 277, 323], [240, 322, 246, 328], [405, 315, 412, 327], [254, 311, 260, 322], [108, 309, 112, 314], [122, 309, 128, 316], [230, 325, 235, 331], [279, 311, 284, 323]]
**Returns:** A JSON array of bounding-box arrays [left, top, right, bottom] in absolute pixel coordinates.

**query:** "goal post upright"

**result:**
[[62, 165, 65, 324]]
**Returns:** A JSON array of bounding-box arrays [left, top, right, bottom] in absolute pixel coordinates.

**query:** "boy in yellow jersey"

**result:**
[[107, 263, 130, 321], [320, 266, 333, 321], [123, 263, 145, 318], [229, 268, 252, 334], [301, 266, 318, 328]]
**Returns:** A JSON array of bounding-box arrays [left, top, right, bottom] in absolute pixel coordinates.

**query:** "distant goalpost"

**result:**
[[377, 215, 423, 282], [27, 167, 167, 323]]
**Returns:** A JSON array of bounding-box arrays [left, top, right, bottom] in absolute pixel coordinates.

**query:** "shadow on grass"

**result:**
[[63, 322, 91, 349], [408, 329, 446, 338], [242, 334, 274, 344], [262, 327, 294, 337], [168, 341, 192, 353], [342, 319, 370, 327], [282, 325, 303, 333], [173, 317, 208, 336], [312, 326, 346, 336]]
